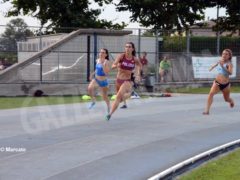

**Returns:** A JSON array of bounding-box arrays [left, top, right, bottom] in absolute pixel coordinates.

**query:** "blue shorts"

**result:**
[[94, 78, 108, 87]]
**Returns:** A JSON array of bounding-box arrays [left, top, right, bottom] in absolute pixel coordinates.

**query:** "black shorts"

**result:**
[[215, 80, 230, 91]]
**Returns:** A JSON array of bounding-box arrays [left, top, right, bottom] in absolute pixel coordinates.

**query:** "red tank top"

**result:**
[[119, 54, 135, 71]]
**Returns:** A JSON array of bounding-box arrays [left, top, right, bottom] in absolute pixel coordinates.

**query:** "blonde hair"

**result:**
[[223, 49, 232, 61]]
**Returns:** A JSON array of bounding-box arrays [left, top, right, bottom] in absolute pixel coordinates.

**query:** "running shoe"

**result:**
[[88, 102, 96, 109], [105, 114, 111, 121], [131, 94, 140, 99], [202, 112, 209, 115], [120, 104, 127, 109]]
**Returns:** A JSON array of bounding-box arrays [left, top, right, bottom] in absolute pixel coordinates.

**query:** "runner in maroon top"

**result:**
[[105, 42, 142, 121]]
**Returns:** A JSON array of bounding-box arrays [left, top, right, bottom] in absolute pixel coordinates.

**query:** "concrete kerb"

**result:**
[[148, 139, 240, 180]]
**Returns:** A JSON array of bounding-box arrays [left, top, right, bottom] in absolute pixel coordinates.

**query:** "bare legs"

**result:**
[[88, 79, 110, 111], [101, 87, 110, 113], [203, 81, 234, 115], [110, 82, 131, 115], [159, 70, 165, 82], [159, 69, 168, 82], [106, 82, 132, 120], [87, 80, 97, 108], [222, 86, 234, 108], [203, 83, 219, 115]]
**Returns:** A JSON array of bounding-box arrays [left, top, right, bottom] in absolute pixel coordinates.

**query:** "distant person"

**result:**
[[203, 49, 234, 115], [159, 55, 171, 82], [87, 48, 111, 113], [139, 51, 148, 78], [105, 42, 141, 121]]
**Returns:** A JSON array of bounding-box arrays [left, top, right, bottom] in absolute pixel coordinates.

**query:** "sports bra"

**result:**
[[95, 60, 107, 76], [216, 62, 231, 77], [119, 54, 135, 71]]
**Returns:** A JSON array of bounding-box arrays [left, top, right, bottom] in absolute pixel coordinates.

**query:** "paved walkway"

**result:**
[[0, 94, 239, 180]]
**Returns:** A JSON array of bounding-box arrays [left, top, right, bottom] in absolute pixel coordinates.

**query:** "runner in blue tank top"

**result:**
[[87, 48, 110, 113], [203, 49, 235, 115]]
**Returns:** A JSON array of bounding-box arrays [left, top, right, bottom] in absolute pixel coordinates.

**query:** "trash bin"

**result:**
[[145, 73, 155, 87], [145, 73, 155, 92]]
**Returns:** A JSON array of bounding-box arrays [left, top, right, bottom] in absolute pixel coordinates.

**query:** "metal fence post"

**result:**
[[93, 32, 97, 70], [216, 5, 220, 55], [87, 36, 91, 82], [186, 29, 190, 81], [40, 56, 43, 82], [57, 47, 60, 81], [138, 29, 141, 57], [155, 29, 159, 82], [39, 26, 43, 51], [39, 26, 43, 82], [186, 29, 190, 54]]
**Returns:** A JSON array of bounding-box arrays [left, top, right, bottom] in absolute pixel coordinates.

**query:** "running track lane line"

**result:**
[[148, 139, 240, 180]]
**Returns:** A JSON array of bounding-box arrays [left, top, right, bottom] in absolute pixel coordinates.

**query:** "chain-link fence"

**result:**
[[0, 25, 240, 85]]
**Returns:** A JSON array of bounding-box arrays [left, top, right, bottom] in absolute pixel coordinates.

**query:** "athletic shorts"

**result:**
[[215, 80, 230, 91], [94, 78, 108, 87]]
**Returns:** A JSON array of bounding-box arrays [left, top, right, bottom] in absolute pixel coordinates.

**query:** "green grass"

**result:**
[[166, 86, 240, 94], [0, 85, 239, 109], [0, 95, 148, 110], [179, 148, 240, 180], [0, 96, 97, 109]]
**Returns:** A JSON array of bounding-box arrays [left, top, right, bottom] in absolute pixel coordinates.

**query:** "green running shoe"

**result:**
[[105, 114, 111, 121]]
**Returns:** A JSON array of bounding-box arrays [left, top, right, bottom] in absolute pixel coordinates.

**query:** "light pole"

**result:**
[[216, 4, 220, 55]]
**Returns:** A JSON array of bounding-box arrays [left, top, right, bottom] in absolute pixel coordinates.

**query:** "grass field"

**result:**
[[0, 96, 91, 109], [0, 86, 239, 109], [179, 148, 240, 180]]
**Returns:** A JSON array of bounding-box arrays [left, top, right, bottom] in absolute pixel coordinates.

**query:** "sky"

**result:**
[[0, 1, 226, 29]]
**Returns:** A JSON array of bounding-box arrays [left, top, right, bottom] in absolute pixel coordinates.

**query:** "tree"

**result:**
[[212, 0, 240, 36], [115, 0, 240, 34], [115, 0, 207, 30], [0, 18, 33, 52], [2, 0, 126, 31], [0, 18, 33, 64]]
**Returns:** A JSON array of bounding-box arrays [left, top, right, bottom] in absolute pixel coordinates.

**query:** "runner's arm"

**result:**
[[112, 54, 122, 69], [209, 62, 218, 71]]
